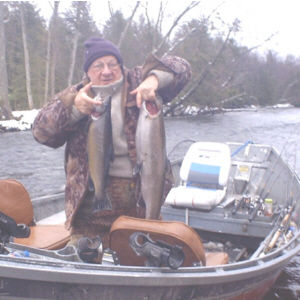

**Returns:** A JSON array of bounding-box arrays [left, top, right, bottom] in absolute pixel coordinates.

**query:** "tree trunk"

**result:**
[[117, 1, 140, 49], [50, 1, 59, 98], [0, 3, 13, 119], [20, 4, 34, 109], [44, 1, 59, 103], [67, 31, 80, 86], [67, 2, 82, 87], [43, 19, 51, 104]]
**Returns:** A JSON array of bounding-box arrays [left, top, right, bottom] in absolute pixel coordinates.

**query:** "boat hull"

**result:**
[[0, 239, 299, 300], [0, 267, 281, 300]]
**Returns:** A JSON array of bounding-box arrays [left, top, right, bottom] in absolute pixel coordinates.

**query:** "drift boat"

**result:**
[[0, 141, 299, 300]]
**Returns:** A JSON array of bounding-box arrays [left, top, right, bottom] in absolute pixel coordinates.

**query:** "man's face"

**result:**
[[87, 55, 122, 85]]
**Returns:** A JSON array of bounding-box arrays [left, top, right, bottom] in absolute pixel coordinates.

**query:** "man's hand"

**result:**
[[130, 75, 159, 108], [74, 82, 102, 115]]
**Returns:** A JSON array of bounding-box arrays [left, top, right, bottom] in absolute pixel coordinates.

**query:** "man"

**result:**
[[33, 37, 191, 248]]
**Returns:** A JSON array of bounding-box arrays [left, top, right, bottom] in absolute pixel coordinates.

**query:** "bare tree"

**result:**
[[20, 3, 34, 109], [153, 1, 200, 55], [50, 2, 59, 98], [0, 3, 13, 119], [117, 1, 140, 48], [67, 31, 80, 86], [143, 1, 165, 51], [44, 1, 59, 104], [67, 2, 83, 86], [164, 21, 237, 116]]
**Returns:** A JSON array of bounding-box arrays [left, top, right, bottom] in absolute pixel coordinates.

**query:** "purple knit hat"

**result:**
[[83, 37, 123, 73]]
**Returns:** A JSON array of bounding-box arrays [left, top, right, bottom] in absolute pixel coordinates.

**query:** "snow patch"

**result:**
[[0, 109, 39, 131]]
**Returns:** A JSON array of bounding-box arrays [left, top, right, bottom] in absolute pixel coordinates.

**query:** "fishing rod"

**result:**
[[263, 200, 295, 254], [250, 208, 283, 260], [167, 139, 196, 159], [230, 140, 253, 158], [264, 146, 298, 253], [253, 146, 298, 257]]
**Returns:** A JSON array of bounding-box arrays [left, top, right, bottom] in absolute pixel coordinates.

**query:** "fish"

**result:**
[[87, 96, 113, 212], [135, 96, 167, 219]]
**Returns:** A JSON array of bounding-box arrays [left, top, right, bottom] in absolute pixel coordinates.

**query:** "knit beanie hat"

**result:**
[[83, 37, 123, 73]]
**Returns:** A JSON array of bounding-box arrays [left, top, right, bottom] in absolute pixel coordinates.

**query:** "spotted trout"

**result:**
[[135, 97, 167, 219], [87, 96, 113, 212]]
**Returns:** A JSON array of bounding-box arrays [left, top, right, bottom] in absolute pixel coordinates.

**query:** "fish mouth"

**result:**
[[91, 111, 102, 121], [143, 99, 162, 118]]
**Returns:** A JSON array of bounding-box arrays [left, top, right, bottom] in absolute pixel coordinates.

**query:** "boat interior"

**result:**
[[0, 141, 299, 270]]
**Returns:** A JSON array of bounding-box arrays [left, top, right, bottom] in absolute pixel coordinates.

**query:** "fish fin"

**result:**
[[133, 162, 143, 177], [137, 195, 146, 208], [88, 177, 95, 192], [92, 194, 112, 213]]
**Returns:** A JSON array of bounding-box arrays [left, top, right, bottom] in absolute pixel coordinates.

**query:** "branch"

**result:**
[[153, 1, 200, 55], [167, 1, 226, 55], [220, 33, 276, 89], [280, 78, 300, 101], [220, 93, 247, 105], [107, 1, 114, 18], [166, 26, 197, 55], [117, 1, 140, 48], [164, 23, 235, 116]]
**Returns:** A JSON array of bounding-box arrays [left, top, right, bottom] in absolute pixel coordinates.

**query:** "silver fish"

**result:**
[[87, 96, 113, 212], [135, 97, 167, 219]]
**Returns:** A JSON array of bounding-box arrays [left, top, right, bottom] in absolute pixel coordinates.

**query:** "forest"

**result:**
[[1, 1, 300, 120]]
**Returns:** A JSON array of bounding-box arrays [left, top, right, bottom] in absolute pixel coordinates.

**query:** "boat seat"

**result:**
[[0, 179, 70, 250], [165, 142, 231, 210], [110, 216, 206, 266], [110, 216, 228, 267]]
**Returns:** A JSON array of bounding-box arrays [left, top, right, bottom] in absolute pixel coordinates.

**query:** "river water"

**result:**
[[0, 107, 300, 299]]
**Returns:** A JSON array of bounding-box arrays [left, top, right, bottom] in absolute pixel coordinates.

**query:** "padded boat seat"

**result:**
[[165, 142, 231, 210], [0, 179, 70, 250], [14, 225, 69, 250], [110, 216, 229, 267]]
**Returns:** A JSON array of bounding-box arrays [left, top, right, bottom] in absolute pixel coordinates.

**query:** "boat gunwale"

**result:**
[[0, 232, 299, 287]]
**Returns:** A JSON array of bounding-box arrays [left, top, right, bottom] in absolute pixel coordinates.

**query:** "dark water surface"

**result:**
[[1, 107, 300, 299]]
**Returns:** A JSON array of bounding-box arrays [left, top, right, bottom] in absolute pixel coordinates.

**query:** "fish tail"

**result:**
[[92, 193, 112, 213]]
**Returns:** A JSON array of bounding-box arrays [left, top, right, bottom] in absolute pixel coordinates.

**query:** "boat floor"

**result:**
[[37, 210, 66, 225], [35, 210, 249, 265]]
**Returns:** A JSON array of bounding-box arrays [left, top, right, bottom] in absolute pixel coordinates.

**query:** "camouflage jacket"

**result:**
[[32, 54, 191, 229]]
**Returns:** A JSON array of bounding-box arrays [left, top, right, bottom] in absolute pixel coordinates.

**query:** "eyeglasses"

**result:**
[[90, 62, 120, 72]]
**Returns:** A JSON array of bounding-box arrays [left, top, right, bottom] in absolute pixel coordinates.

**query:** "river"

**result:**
[[0, 107, 300, 299]]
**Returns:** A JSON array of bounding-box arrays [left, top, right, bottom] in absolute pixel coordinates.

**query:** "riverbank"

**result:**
[[0, 110, 39, 132], [0, 104, 293, 133]]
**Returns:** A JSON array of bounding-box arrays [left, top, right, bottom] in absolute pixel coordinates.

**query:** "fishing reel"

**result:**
[[129, 232, 185, 270], [77, 236, 103, 264]]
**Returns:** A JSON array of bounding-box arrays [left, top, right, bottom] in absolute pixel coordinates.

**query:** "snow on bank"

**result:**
[[0, 109, 39, 131], [0, 103, 295, 132]]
